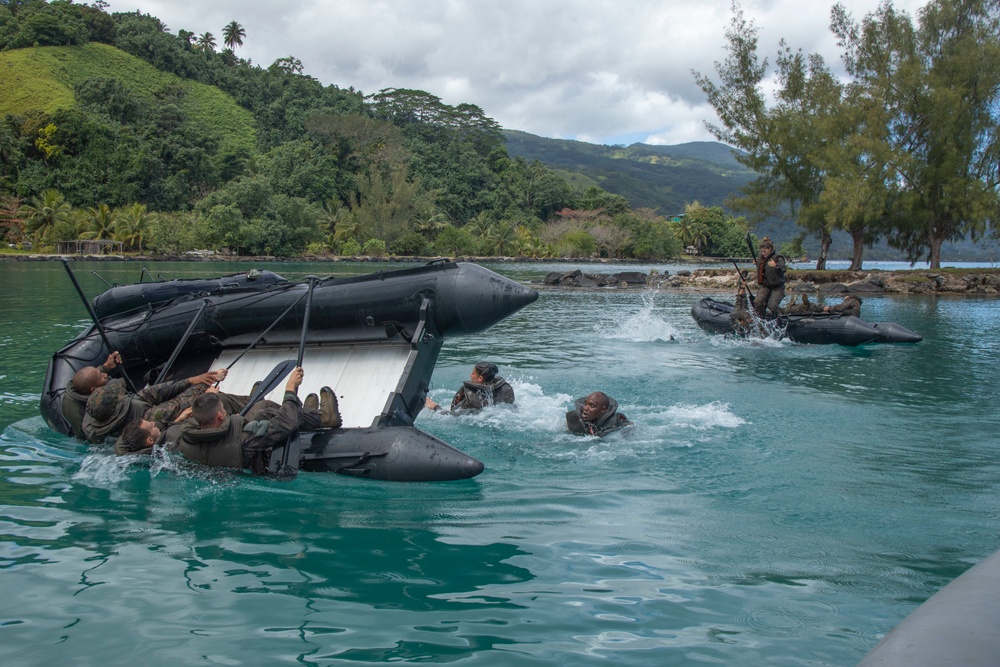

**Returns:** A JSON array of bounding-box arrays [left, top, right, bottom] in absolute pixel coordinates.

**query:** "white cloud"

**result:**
[[105, 0, 931, 145]]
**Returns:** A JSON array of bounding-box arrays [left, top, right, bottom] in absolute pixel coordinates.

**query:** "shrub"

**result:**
[[362, 238, 386, 257]]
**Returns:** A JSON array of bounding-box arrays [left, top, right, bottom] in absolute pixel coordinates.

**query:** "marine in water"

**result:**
[[61, 351, 121, 438], [426, 361, 515, 413], [566, 391, 632, 437], [174, 367, 340, 474], [82, 368, 227, 444]]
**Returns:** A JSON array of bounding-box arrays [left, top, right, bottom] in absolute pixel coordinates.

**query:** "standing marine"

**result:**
[[753, 237, 787, 318]]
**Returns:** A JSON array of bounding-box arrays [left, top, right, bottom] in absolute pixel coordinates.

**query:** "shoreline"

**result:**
[[3, 253, 999, 295]]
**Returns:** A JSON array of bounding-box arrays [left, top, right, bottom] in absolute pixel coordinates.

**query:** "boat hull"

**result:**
[[42, 261, 539, 481], [690, 297, 922, 346]]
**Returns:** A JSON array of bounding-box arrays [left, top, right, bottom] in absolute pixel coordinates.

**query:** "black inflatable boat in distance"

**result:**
[[690, 297, 922, 346], [41, 261, 539, 481]]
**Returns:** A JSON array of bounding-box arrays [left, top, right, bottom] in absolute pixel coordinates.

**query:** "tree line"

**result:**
[[695, 0, 1000, 269], [0, 0, 758, 260]]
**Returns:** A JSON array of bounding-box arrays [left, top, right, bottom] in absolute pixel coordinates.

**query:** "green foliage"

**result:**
[[433, 225, 478, 257], [556, 230, 597, 258], [504, 130, 757, 214], [391, 230, 429, 256], [696, 0, 1000, 268], [337, 237, 361, 256], [362, 238, 386, 257], [0, 4, 666, 260]]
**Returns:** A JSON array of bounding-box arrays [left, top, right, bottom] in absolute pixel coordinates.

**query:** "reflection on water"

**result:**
[[2, 261, 1000, 665]]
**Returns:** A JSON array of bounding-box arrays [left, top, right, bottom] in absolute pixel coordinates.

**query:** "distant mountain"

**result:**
[[503, 130, 998, 262], [503, 130, 755, 216]]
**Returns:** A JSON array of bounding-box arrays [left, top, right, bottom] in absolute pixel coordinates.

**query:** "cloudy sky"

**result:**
[[104, 0, 929, 146]]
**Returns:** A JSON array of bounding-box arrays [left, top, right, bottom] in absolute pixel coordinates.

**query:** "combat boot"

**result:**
[[320, 386, 341, 428], [304, 393, 319, 411]]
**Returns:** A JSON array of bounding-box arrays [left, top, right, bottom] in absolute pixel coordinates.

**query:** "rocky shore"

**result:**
[[3, 252, 999, 295], [541, 267, 1000, 295]]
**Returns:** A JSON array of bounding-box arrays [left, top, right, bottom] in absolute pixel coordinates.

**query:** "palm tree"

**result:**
[[464, 211, 492, 239], [332, 209, 368, 245], [80, 204, 117, 241], [690, 223, 710, 253], [117, 203, 150, 253], [413, 211, 449, 239], [484, 219, 517, 256], [197, 32, 216, 53], [222, 21, 245, 51], [22, 189, 72, 243]]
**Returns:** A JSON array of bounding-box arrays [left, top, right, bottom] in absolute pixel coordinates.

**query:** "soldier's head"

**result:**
[[759, 237, 774, 258], [86, 378, 129, 423], [582, 392, 610, 422], [471, 361, 499, 384], [73, 365, 110, 394], [191, 393, 225, 428], [120, 419, 160, 454]]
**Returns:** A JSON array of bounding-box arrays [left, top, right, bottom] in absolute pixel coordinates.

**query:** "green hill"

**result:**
[[503, 129, 756, 215], [0, 43, 254, 156]]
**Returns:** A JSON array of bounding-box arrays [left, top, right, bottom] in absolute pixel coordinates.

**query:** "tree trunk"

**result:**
[[928, 231, 944, 269], [849, 228, 865, 270], [815, 228, 832, 270]]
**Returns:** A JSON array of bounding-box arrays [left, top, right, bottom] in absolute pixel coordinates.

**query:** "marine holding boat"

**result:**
[[41, 259, 540, 481]]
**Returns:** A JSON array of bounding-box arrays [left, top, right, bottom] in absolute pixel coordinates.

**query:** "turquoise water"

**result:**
[[2, 260, 999, 666]]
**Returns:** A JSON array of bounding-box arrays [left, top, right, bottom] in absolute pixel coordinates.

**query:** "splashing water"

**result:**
[[597, 289, 681, 342]]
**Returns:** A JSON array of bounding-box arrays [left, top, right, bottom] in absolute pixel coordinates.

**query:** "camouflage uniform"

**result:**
[[61, 361, 114, 439], [754, 253, 788, 318], [82, 377, 201, 444], [176, 392, 323, 474], [828, 296, 861, 317]]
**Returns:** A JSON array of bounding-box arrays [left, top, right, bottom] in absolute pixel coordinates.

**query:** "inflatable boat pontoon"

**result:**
[[690, 297, 922, 346], [41, 260, 539, 481]]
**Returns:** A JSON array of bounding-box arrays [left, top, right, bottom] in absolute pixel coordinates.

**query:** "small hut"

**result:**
[[55, 239, 124, 255]]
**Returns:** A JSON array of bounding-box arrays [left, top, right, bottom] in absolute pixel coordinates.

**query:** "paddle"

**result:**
[[238, 358, 298, 417], [730, 257, 756, 307], [275, 276, 319, 478], [219, 288, 309, 382], [61, 259, 138, 393], [154, 298, 209, 385]]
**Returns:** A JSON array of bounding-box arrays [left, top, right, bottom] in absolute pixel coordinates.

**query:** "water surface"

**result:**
[[2, 260, 998, 666]]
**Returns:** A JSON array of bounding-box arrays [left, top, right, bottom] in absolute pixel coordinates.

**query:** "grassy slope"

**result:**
[[0, 43, 254, 155]]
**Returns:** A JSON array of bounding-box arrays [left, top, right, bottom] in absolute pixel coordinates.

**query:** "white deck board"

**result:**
[[213, 344, 411, 428]]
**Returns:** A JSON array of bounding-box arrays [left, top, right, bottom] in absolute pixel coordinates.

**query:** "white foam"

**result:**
[[597, 291, 680, 343], [659, 401, 745, 430]]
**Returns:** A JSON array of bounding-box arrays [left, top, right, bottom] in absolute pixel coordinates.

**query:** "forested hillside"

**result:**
[[0, 0, 751, 261]]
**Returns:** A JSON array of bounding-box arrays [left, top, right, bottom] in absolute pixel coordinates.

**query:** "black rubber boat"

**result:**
[[41, 260, 539, 481], [690, 297, 922, 346], [92, 269, 289, 318]]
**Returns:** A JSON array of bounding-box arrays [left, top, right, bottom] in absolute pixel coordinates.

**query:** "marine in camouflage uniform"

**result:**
[[566, 391, 632, 437], [175, 368, 336, 474], [426, 361, 515, 414], [753, 237, 787, 319], [114, 391, 255, 456], [81, 369, 225, 444], [450, 362, 515, 412], [824, 295, 862, 317], [61, 351, 121, 439]]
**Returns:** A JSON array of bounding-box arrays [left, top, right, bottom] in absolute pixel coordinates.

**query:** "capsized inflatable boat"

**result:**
[[41, 260, 539, 481], [690, 297, 922, 346]]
